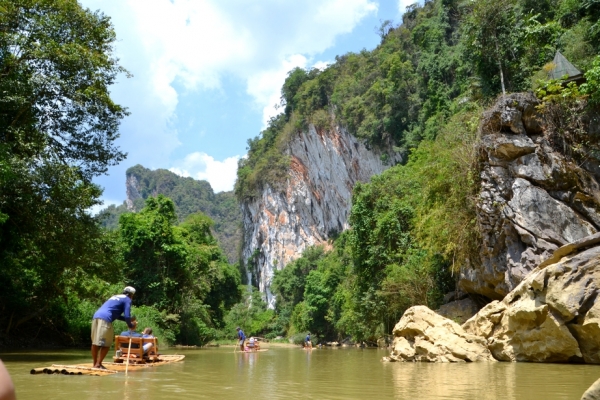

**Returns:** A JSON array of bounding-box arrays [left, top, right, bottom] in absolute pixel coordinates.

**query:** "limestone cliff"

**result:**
[[460, 93, 600, 299], [241, 123, 401, 307]]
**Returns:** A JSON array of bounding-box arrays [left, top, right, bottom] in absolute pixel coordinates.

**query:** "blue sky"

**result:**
[[79, 0, 412, 210]]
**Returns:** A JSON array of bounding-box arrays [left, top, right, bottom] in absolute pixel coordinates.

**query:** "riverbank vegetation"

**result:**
[[99, 165, 242, 264], [0, 0, 128, 347], [2, 0, 600, 348]]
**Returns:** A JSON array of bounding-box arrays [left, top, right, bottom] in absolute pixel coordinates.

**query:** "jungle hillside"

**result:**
[[1, 0, 600, 348]]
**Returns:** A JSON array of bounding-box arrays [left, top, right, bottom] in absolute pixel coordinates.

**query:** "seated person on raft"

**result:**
[[245, 337, 260, 351], [118, 319, 157, 357], [141, 327, 156, 355]]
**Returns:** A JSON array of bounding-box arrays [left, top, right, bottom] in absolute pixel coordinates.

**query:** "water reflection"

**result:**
[[4, 347, 600, 400], [387, 361, 600, 400], [387, 362, 517, 399]]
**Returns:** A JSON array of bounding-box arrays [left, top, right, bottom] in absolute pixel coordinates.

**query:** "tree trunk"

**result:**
[[494, 34, 506, 96]]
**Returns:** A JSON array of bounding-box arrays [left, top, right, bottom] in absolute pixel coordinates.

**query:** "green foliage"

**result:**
[[581, 56, 600, 105], [264, 102, 480, 342], [272, 246, 325, 310], [535, 66, 600, 165], [119, 196, 241, 330], [119, 195, 186, 311], [234, 113, 293, 200], [0, 0, 127, 344], [98, 203, 131, 231], [101, 165, 242, 263], [222, 287, 275, 338], [113, 305, 180, 345]]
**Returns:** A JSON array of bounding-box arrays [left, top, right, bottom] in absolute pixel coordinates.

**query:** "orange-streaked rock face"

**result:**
[[241, 123, 401, 307]]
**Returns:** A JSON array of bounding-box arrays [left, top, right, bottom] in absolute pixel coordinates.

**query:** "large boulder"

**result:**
[[463, 242, 600, 363], [384, 306, 495, 363], [582, 378, 600, 400]]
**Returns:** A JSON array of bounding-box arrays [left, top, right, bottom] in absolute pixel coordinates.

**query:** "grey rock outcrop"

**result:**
[[384, 306, 495, 362], [460, 92, 600, 299], [241, 123, 401, 307], [125, 173, 142, 211]]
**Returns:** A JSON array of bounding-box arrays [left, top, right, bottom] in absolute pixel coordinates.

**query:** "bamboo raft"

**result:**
[[30, 354, 185, 376], [237, 348, 269, 353]]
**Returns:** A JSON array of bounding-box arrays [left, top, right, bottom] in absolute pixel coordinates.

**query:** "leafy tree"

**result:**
[[119, 195, 241, 344], [281, 68, 311, 118], [180, 212, 241, 327], [119, 195, 187, 312], [223, 287, 274, 338], [271, 246, 325, 310], [0, 0, 127, 342], [581, 55, 600, 105]]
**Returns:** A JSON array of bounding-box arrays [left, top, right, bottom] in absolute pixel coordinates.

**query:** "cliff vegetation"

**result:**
[[231, 0, 600, 343], [235, 0, 600, 203]]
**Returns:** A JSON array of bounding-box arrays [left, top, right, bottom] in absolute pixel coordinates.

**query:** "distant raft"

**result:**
[[30, 354, 185, 376], [237, 348, 269, 353]]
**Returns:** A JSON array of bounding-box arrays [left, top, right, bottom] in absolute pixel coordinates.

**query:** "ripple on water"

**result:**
[[3, 347, 600, 399]]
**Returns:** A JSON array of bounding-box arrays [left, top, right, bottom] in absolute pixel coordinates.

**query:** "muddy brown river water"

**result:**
[[2, 346, 599, 399]]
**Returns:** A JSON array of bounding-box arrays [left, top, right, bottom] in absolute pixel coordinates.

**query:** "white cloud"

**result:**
[[80, 0, 377, 201], [83, 0, 377, 129], [247, 54, 308, 127], [247, 57, 336, 128], [170, 152, 241, 193]]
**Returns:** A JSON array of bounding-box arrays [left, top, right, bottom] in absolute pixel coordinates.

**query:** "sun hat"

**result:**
[[123, 286, 136, 295]]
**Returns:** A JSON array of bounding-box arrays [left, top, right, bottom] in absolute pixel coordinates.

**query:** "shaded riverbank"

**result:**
[[3, 347, 600, 399]]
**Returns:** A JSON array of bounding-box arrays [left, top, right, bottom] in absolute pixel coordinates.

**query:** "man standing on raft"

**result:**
[[236, 327, 246, 351], [91, 286, 136, 369]]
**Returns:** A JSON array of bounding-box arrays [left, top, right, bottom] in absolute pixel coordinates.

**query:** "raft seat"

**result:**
[[113, 335, 159, 364]]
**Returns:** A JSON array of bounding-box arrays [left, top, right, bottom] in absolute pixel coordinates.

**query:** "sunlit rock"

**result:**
[[462, 300, 506, 338], [581, 377, 600, 400], [386, 306, 495, 363], [463, 242, 600, 363]]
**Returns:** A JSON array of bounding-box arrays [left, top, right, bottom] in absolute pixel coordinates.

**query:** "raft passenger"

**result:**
[[142, 327, 156, 354], [247, 337, 260, 351]]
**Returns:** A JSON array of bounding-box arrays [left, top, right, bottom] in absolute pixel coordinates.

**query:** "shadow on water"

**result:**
[[0, 349, 88, 363]]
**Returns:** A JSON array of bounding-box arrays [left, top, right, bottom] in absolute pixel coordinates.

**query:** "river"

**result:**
[[2, 346, 599, 399]]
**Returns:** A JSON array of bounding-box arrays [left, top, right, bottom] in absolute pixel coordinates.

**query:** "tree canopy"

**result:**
[[0, 0, 128, 343]]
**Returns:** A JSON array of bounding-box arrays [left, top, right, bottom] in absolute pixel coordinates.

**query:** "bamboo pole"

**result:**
[[125, 335, 133, 375]]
